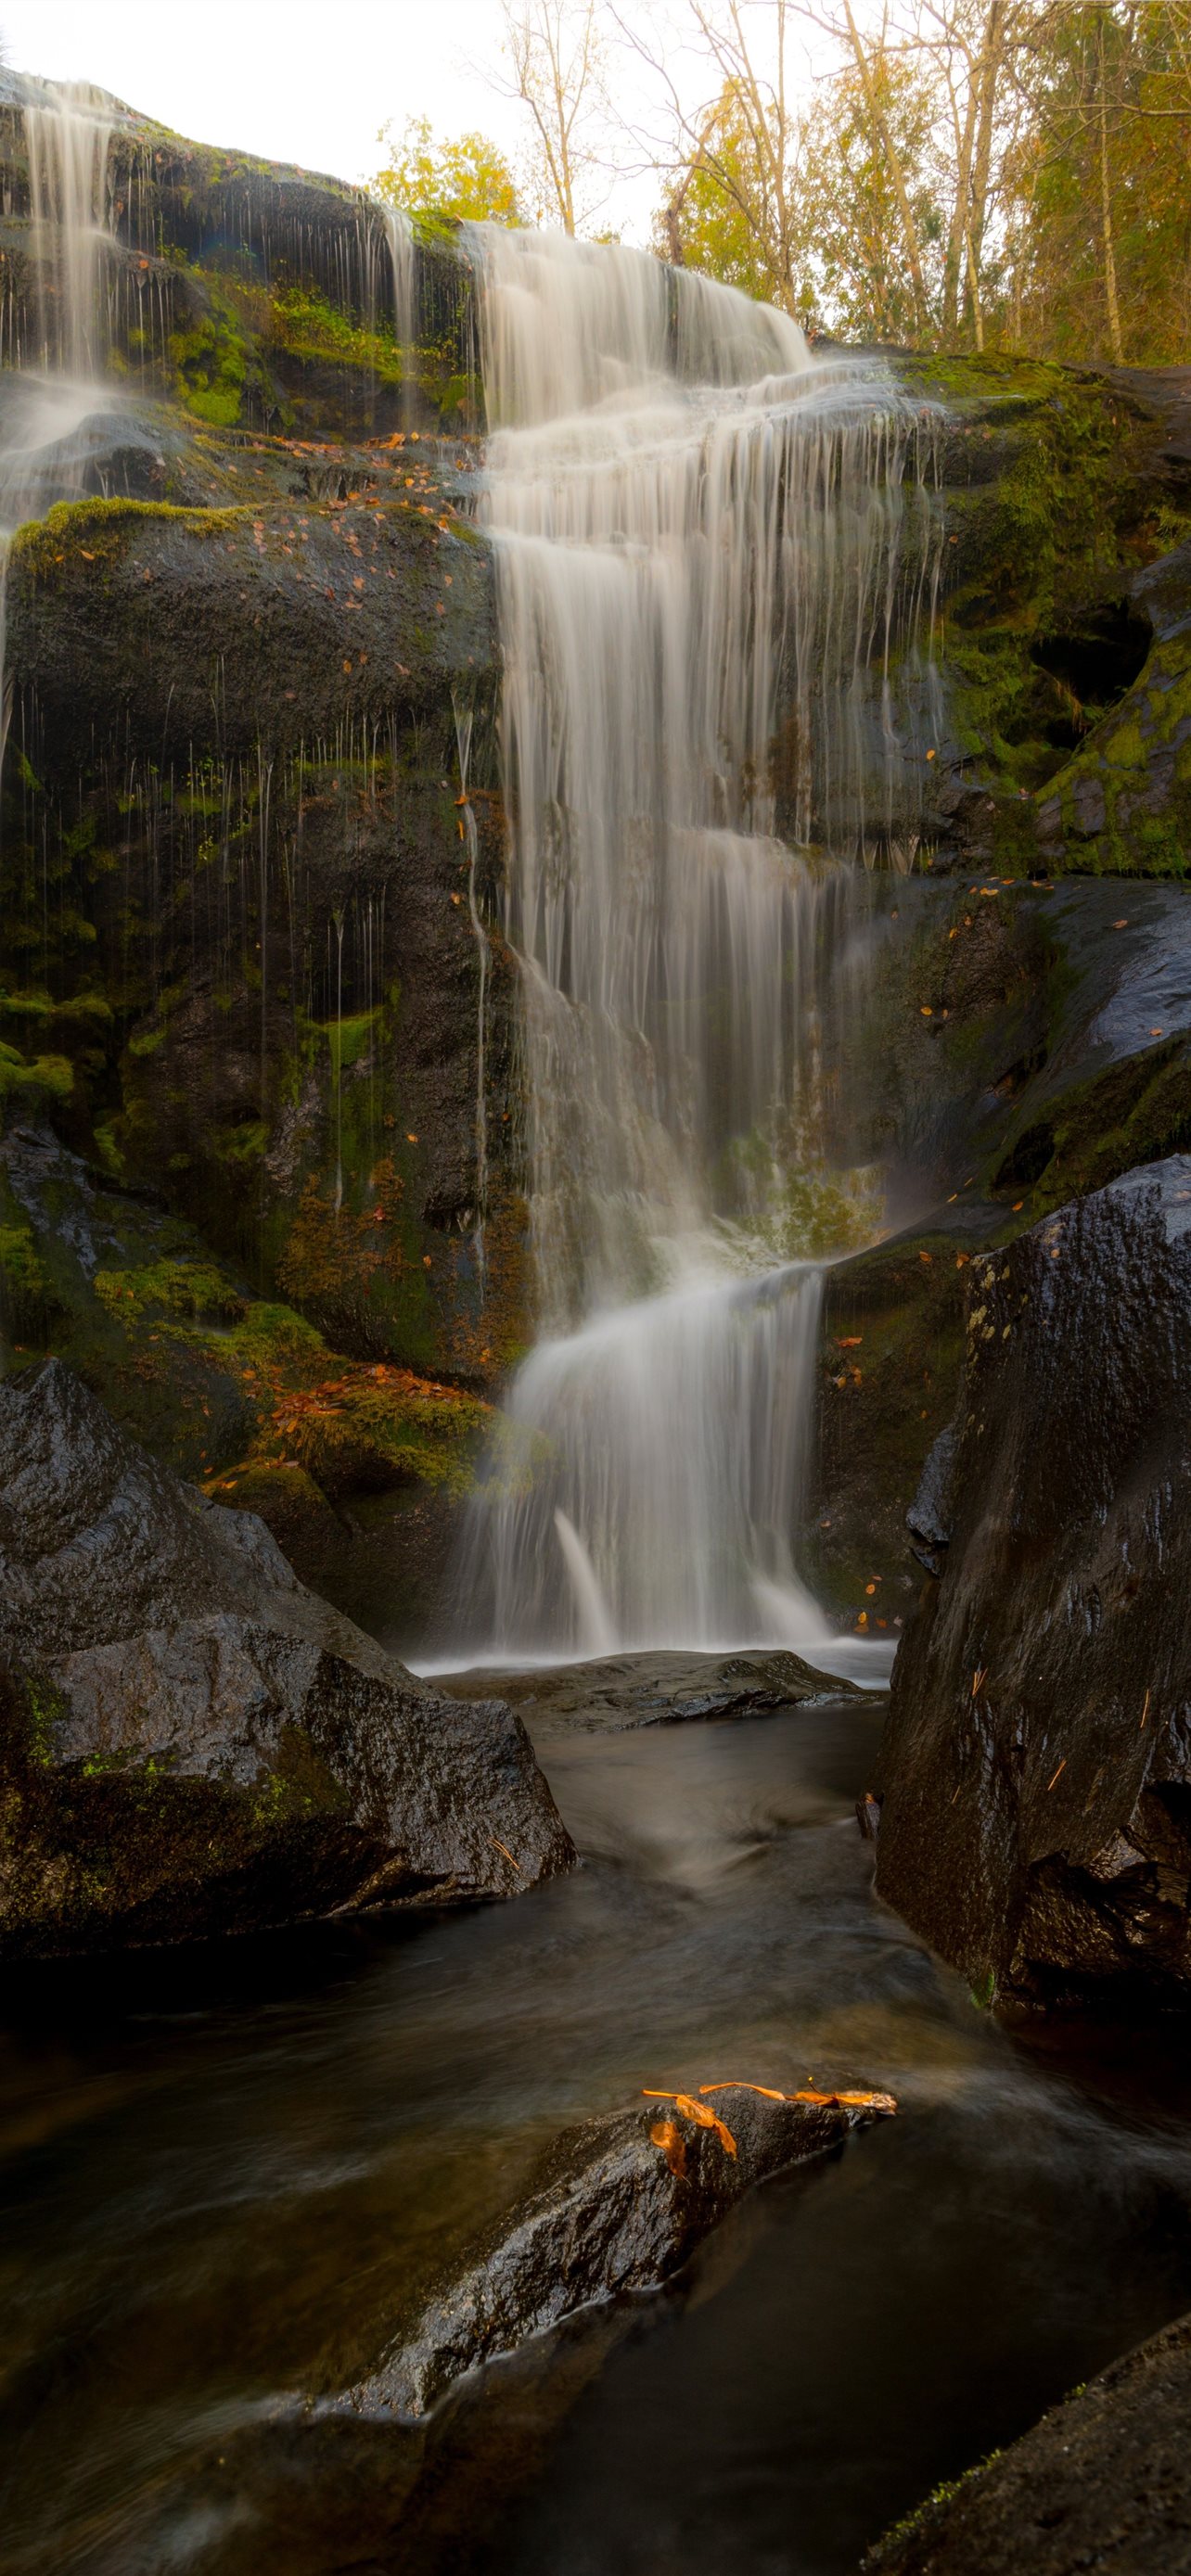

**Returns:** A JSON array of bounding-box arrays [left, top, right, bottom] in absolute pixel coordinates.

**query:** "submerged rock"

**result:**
[[874, 1155, 1191, 2009], [436, 1647, 870, 1732], [0, 1359, 573, 1955], [343, 2082, 895, 2420], [861, 2308, 1191, 2574]]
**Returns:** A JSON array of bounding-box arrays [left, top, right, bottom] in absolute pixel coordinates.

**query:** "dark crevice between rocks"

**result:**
[[1031, 597, 1153, 724]]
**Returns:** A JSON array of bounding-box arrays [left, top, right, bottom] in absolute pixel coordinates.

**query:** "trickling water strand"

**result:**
[[332, 909, 345, 1214], [385, 206, 416, 427], [453, 691, 490, 1283]]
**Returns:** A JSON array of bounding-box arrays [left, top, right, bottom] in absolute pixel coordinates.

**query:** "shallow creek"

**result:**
[[4, 1692, 1191, 2574]]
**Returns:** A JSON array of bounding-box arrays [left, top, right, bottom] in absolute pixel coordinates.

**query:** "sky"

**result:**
[[3, 1, 669, 237]]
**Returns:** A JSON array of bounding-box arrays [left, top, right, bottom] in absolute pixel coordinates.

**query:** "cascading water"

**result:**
[[450, 228, 942, 1663], [384, 205, 416, 426], [0, 85, 115, 768], [25, 84, 114, 377]]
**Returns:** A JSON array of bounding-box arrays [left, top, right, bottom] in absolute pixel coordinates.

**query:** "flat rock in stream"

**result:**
[[861, 2307, 1191, 2574], [342, 2083, 894, 2420], [436, 1648, 868, 1732], [0, 1360, 573, 1955]]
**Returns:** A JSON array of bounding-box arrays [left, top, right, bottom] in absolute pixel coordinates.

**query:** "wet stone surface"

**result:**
[[435, 1647, 872, 1733]]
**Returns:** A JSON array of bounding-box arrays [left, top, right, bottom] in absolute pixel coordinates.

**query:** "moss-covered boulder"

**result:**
[[0, 1358, 572, 1955]]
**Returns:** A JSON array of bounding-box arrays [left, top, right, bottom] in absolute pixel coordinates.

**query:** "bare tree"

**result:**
[[614, 0, 808, 311], [495, 0, 609, 235], [910, 0, 1032, 347], [836, 0, 931, 331]]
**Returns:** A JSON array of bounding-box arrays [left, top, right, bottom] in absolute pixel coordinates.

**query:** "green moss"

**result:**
[[270, 286, 404, 384], [868, 2451, 1004, 2563], [224, 1301, 325, 1367], [323, 1008, 379, 1075], [21, 1674, 68, 1770], [0, 1216, 48, 1308], [13, 493, 246, 580], [0, 1043, 74, 1109], [94, 1258, 248, 1327], [169, 279, 254, 427]]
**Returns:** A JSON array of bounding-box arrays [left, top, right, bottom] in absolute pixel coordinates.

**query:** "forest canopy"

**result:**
[[375, 2, 1191, 364]]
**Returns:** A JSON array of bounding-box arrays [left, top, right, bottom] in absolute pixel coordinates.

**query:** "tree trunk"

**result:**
[[842, 0, 930, 334], [1097, 23, 1124, 361]]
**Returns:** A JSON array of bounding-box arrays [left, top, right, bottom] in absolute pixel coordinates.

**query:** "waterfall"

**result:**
[[384, 205, 416, 425], [0, 88, 115, 773], [25, 85, 114, 378], [445, 230, 941, 1664]]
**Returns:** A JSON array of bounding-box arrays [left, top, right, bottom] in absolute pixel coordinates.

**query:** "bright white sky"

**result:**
[[4, 2, 852, 247], [2, 1, 666, 237]]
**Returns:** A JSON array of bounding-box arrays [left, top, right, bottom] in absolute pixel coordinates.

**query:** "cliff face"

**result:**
[[0, 86, 526, 1644]]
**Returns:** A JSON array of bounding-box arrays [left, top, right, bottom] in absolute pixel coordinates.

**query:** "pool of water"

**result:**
[[4, 1695, 1191, 2574]]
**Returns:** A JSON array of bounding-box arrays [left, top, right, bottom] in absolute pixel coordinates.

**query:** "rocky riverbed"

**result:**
[[6, 1681, 1191, 2576]]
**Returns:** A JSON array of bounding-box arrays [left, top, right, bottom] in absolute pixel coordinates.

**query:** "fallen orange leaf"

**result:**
[[643, 2090, 736, 2155], [698, 2080, 897, 2117], [698, 2082, 787, 2101], [650, 2118, 687, 2178]]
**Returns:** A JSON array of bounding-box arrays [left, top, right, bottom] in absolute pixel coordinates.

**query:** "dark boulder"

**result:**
[[861, 2307, 1191, 2574], [341, 2082, 895, 2421], [874, 1155, 1191, 2009], [0, 1358, 572, 1955]]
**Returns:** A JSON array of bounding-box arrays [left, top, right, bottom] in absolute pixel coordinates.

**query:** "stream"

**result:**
[[5, 1688, 1191, 2575]]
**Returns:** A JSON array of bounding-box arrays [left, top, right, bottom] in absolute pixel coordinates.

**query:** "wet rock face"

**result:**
[[437, 1648, 869, 1732], [0, 1359, 573, 1955], [862, 2308, 1191, 2574], [342, 2085, 891, 2421], [874, 1156, 1191, 2009], [896, 352, 1191, 880]]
